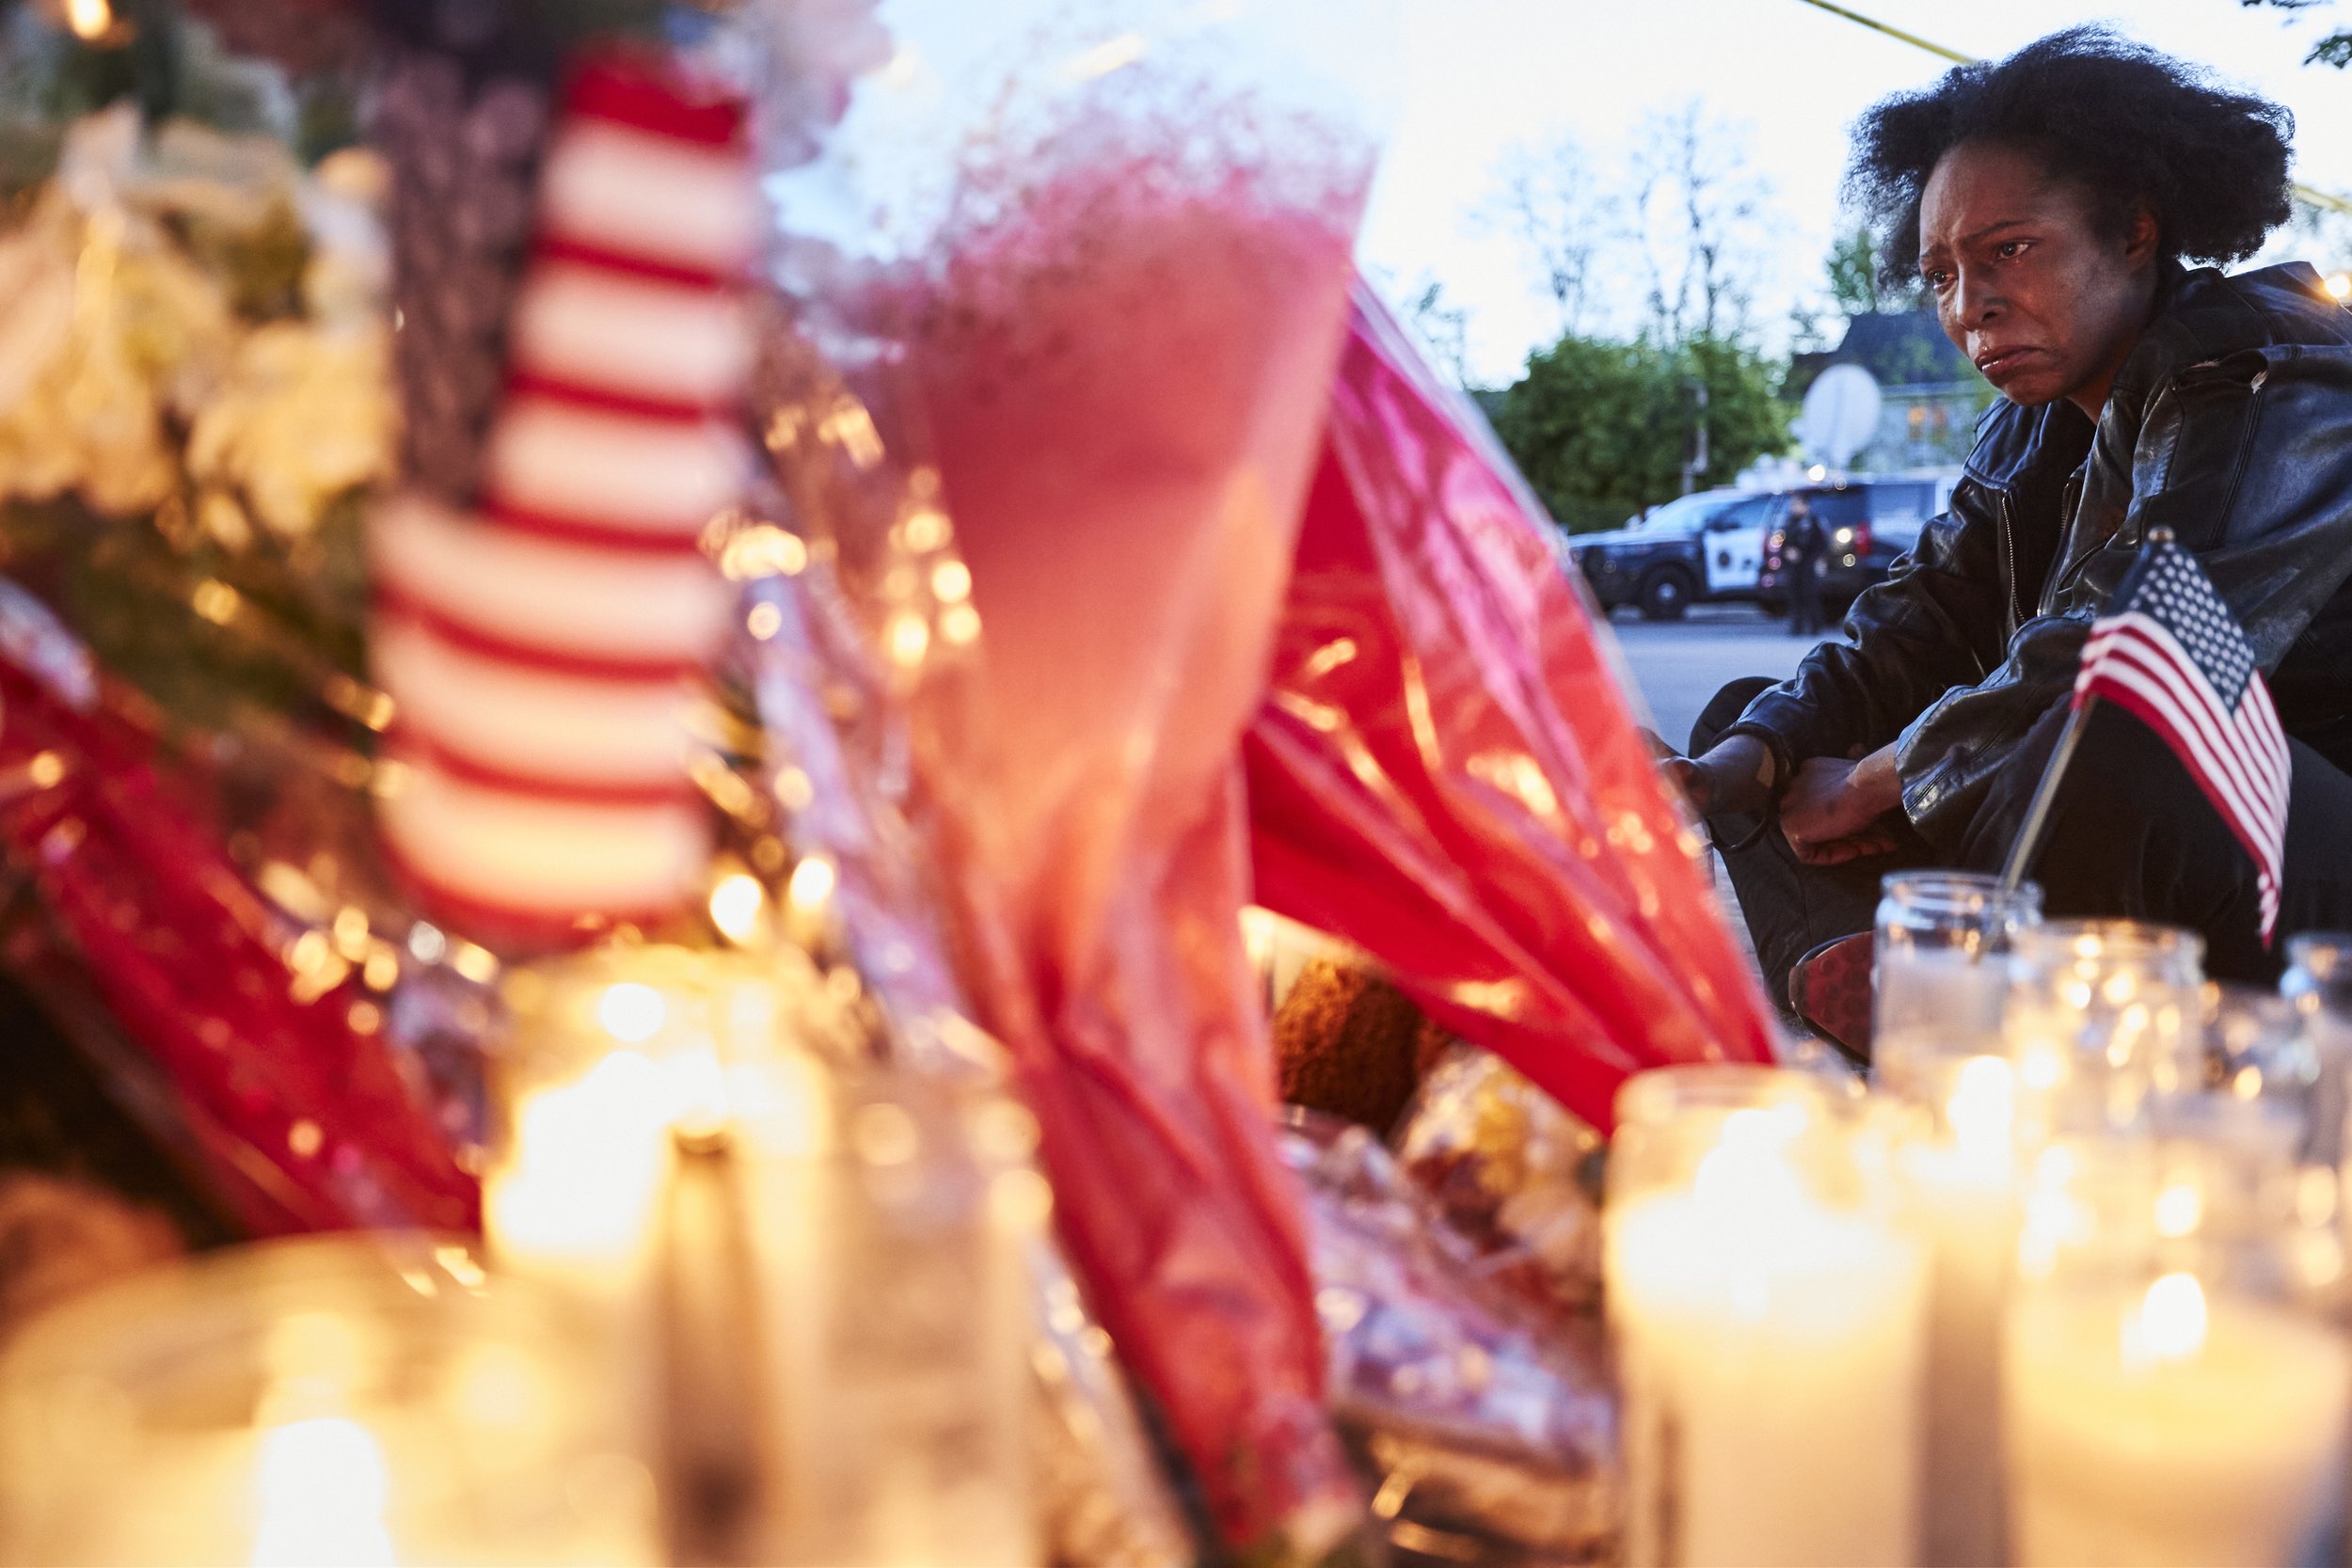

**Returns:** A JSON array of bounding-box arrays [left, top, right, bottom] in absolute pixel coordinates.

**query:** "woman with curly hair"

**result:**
[[1664, 26, 2352, 1033]]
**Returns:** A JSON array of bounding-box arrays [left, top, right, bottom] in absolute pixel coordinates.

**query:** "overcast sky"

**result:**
[[1359, 0, 2352, 384]]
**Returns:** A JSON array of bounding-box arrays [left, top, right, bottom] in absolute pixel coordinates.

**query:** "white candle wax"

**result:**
[[1877, 948, 2011, 1093], [2005, 1275, 2351, 1567], [12, 1390, 660, 1564], [1899, 1056, 2020, 1568], [1904, 1148, 2016, 1565], [1610, 1127, 1929, 1567], [484, 1048, 676, 1307]]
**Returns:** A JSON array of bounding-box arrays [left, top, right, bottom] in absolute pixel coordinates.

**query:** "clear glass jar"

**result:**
[[1895, 1053, 2025, 1568], [2281, 933, 2352, 1170], [1875, 872, 2043, 1099], [735, 1053, 1043, 1567], [1607, 1067, 1924, 1568], [484, 945, 798, 1298], [2004, 1121, 2350, 1568], [2187, 984, 2321, 1168], [2003, 920, 2205, 1143], [0, 1234, 658, 1566]]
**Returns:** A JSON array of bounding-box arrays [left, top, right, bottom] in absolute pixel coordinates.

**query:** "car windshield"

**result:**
[[1639, 495, 1735, 534]]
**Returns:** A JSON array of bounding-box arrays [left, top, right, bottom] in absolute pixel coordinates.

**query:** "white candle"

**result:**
[[484, 1045, 676, 1307], [1899, 1056, 2020, 1568], [738, 1059, 1041, 1568], [2005, 1272, 2351, 1567], [1610, 1109, 1929, 1567], [1878, 947, 2011, 1081], [0, 1243, 662, 1565], [485, 956, 783, 1305]]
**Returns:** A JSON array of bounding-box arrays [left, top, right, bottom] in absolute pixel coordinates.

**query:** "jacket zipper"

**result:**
[[2049, 465, 2087, 613], [1996, 488, 2021, 638]]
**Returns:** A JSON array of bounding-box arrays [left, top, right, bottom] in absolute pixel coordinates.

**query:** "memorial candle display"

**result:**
[[0, 1237, 657, 1565], [1607, 1067, 1928, 1568], [2005, 1271, 2351, 1567]]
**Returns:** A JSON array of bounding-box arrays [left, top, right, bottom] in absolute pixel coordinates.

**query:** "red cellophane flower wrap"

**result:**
[[0, 594, 477, 1237], [755, 10, 1394, 1549], [1246, 286, 1779, 1132], [901, 163, 1367, 1562]]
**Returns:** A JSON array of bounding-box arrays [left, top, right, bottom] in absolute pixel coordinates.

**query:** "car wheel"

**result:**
[[1636, 567, 1693, 621]]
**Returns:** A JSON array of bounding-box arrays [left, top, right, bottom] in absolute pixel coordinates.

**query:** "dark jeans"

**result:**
[[1692, 676, 2352, 1006], [1786, 558, 1826, 637]]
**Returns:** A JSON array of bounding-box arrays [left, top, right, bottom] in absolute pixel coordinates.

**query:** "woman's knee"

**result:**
[[2034, 705, 2252, 918]]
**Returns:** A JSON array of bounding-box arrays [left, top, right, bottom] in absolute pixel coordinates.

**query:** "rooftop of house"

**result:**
[[1790, 310, 1980, 392]]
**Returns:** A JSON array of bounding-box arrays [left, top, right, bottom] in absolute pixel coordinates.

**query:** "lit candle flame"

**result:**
[[596, 982, 666, 1044], [1945, 1055, 2015, 1155], [247, 1418, 397, 1566], [1689, 1106, 1814, 1320], [2153, 1179, 2204, 1240], [2122, 1272, 2208, 1370], [707, 873, 766, 946], [64, 0, 110, 40], [489, 1051, 671, 1256]]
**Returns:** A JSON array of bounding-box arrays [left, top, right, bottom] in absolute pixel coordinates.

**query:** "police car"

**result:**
[[1566, 488, 1776, 620]]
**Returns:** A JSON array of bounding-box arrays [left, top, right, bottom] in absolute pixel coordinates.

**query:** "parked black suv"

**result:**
[[1567, 489, 1777, 620], [1756, 475, 1954, 614]]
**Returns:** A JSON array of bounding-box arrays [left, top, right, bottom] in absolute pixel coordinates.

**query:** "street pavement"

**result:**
[[1606, 603, 1843, 755]]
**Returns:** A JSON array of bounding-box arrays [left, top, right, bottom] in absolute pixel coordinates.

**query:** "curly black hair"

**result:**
[[1848, 25, 2296, 277]]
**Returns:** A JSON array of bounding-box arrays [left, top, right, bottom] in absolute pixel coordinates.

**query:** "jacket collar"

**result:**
[[1962, 397, 2093, 495]]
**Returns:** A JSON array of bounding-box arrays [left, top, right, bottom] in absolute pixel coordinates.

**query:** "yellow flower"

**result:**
[[0, 106, 393, 529], [0, 181, 232, 516], [186, 321, 393, 539]]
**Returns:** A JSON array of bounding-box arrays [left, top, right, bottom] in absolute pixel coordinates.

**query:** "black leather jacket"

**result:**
[[1731, 261, 2352, 849]]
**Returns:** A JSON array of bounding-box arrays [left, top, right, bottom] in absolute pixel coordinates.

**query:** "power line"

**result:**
[[1788, 0, 1967, 64], [1789, 0, 2352, 216]]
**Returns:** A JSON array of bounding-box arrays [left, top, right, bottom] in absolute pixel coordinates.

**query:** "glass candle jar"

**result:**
[[0, 1234, 659, 1566], [2003, 1119, 2350, 1568], [2003, 921, 2205, 1143], [1608, 1066, 1926, 1568], [2188, 985, 2320, 1169], [735, 1049, 1042, 1568], [1875, 872, 2043, 1096], [2281, 933, 2352, 1171], [484, 945, 794, 1305], [1895, 1053, 2026, 1568]]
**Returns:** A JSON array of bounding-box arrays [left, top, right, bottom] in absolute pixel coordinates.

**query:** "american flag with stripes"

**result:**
[[2074, 536, 2291, 939]]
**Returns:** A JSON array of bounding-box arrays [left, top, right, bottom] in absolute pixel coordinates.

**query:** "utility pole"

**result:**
[[1680, 377, 1710, 495]]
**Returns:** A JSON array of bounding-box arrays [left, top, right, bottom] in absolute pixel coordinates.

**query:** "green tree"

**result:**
[[1489, 332, 1790, 534], [2239, 0, 2352, 67], [1826, 224, 1923, 315]]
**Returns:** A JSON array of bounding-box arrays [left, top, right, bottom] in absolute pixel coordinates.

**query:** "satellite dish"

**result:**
[[1799, 363, 1883, 468]]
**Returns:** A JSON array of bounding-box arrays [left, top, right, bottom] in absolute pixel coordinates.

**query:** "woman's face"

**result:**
[[1916, 139, 2160, 418]]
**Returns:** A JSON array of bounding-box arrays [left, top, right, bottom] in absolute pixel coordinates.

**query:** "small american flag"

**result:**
[[2074, 536, 2291, 939]]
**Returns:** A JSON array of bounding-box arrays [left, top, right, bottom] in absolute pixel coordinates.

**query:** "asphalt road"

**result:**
[[1607, 603, 1844, 755]]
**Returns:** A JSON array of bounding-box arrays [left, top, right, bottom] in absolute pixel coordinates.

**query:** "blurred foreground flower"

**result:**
[[0, 105, 393, 534], [187, 320, 390, 542]]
